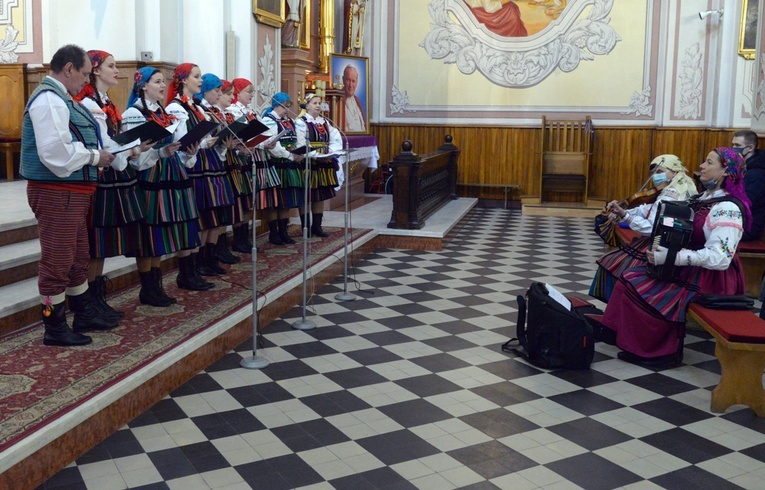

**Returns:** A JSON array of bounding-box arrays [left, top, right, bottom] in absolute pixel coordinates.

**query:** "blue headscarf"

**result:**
[[127, 67, 160, 110], [263, 91, 290, 116], [198, 73, 222, 102]]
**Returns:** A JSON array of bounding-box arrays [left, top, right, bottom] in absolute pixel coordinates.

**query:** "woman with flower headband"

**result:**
[[215, 79, 254, 259], [226, 77, 280, 251], [75, 50, 156, 320], [601, 147, 752, 367], [165, 63, 222, 289], [263, 91, 305, 244], [295, 93, 343, 238], [194, 73, 238, 268], [123, 66, 203, 302]]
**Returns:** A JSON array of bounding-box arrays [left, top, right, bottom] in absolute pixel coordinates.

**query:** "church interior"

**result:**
[[5, 1, 765, 488]]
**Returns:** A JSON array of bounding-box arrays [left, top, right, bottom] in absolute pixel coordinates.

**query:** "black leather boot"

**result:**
[[196, 245, 220, 276], [139, 270, 174, 307], [191, 253, 215, 289], [205, 242, 226, 274], [90, 276, 124, 320], [69, 290, 119, 332], [278, 218, 295, 244], [216, 233, 240, 264], [152, 267, 177, 304], [300, 214, 312, 238], [268, 220, 284, 245], [177, 255, 214, 291], [311, 213, 329, 238], [231, 224, 252, 253], [43, 301, 92, 346]]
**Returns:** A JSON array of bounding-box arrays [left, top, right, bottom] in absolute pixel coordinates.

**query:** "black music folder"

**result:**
[[178, 120, 219, 151], [111, 120, 172, 146], [289, 146, 309, 155], [217, 119, 269, 142]]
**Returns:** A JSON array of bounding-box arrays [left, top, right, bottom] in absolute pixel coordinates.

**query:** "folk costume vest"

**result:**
[[21, 77, 101, 183]]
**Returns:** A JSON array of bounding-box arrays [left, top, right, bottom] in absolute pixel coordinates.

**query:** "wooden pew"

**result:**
[[737, 239, 765, 298], [387, 135, 459, 230], [687, 303, 765, 416]]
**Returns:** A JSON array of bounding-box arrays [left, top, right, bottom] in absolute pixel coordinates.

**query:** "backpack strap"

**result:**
[[502, 294, 528, 355]]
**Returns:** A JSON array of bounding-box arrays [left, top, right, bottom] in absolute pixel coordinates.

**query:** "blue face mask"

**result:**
[[652, 172, 669, 186]]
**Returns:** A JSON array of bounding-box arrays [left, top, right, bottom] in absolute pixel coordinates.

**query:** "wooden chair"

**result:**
[[0, 63, 27, 181], [539, 115, 593, 204]]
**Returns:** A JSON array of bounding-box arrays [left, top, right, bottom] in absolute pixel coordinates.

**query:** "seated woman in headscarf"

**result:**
[[601, 148, 751, 367], [590, 154, 697, 302]]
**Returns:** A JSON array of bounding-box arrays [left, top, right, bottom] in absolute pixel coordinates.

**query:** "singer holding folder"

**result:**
[[296, 93, 343, 237], [226, 78, 281, 251], [76, 50, 156, 322], [197, 73, 238, 268], [123, 66, 204, 301], [263, 92, 305, 245], [166, 63, 223, 289]]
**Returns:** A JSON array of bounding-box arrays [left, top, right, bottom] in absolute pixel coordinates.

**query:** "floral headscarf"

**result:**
[[166, 62, 198, 105], [126, 66, 160, 109], [73, 50, 113, 102], [713, 147, 752, 230]]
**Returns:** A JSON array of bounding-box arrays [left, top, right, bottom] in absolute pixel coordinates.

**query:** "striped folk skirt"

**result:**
[[89, 166, 147, 258], [187, 148, 235, 229], [137, 156, 201, 257]]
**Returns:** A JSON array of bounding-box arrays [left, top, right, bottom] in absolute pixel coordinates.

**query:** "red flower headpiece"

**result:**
[[166, 62, 198, 105]]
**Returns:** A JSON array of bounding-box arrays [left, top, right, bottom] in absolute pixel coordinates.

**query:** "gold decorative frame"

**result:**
[[253, 0, 286, 28], [299, 0, 311, 50], [739, 0, 758, 60]]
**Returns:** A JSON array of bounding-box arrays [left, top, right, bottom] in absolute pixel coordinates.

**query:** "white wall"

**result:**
[[41, 0, 137, 61]]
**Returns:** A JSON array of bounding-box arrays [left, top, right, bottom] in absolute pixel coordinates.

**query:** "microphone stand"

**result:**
[[322, 114, 356, 302], [292, 141, 317, 330], [215, 112, 269, 369], [258, 94, 318, 331]]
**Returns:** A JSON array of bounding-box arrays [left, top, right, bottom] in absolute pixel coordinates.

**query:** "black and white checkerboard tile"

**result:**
[[41, 209, 765, 489]]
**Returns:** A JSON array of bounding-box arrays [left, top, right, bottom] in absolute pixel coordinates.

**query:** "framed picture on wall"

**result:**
[[739, 0, 758, 60], [329, 54, 369, 134], [253, 0, 286, 28]]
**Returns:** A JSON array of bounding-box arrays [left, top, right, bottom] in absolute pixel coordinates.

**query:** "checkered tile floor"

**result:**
[[40, 209, 765, 489]]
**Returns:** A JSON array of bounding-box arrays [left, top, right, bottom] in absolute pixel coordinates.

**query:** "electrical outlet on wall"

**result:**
[[141, 51, 153, 62]]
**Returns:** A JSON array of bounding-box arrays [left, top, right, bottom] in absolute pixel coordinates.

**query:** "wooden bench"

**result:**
[[737, 239, 765, 298], [687, 303, 765, 416], [457, 183, 520, 209], [387, 135, 459, 230]]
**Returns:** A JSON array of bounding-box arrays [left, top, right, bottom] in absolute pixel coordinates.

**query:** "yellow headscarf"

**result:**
[[650, 154, 698, 200]]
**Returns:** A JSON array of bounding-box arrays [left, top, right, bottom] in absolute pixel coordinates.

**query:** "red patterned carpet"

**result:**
[[0, 226, 372, 455]]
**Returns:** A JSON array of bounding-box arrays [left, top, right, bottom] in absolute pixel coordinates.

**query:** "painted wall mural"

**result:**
[[420, 0, 620, 88]]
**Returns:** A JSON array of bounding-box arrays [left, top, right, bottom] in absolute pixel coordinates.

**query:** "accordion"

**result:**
[[647, 201, 694, 281]]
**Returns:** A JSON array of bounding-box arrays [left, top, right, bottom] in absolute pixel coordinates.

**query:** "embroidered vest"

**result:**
[[20, 77, 100, 183], [266, 113, 297, 148]]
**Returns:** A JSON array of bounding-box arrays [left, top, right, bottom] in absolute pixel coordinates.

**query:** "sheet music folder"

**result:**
[[111, 121, 172, 146], [178, 120, 219, 151]]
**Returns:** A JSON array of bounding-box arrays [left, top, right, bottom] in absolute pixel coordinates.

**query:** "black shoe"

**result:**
[[278, 218, 295, 244], [231, 225, 253, 254], [617, 350, 681, 368], [216, 234, 240, 264], [69, 290, 119, 332], [205, 243, 226, 274], [300, 214, 312, 238], [89, 276, 125, 320], [268, 220, 285, 245], [197, 245, 221, 276], [311, 213, 329, 238], [42, 302, 92, 346], [177, 255, 214, 291], [152, 267, 177, 304], [139, 270, 174, 307]]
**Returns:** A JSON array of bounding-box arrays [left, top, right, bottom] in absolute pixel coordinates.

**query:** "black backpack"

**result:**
[[503, 282, 595, 370]]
